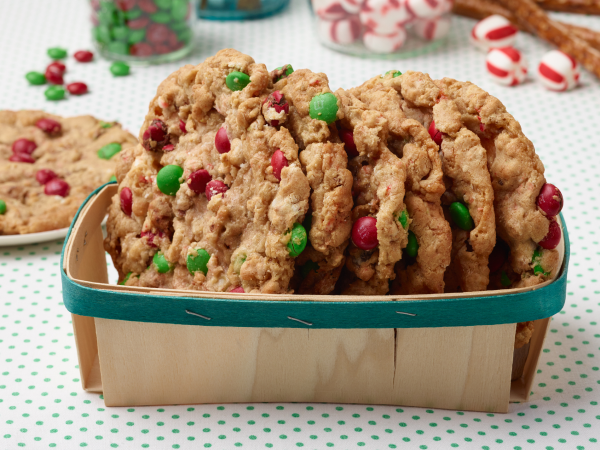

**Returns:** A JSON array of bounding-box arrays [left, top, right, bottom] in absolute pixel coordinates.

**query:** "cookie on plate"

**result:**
[[0, 110, 136, 235]]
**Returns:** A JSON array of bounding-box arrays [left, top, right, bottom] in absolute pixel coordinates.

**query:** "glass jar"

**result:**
[[90, 0, 194, 64], [312, 0, 453, 59], [197, 0, 289, 20]]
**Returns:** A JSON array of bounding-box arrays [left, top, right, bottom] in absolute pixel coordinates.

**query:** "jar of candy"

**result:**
[[197, 0, 289, 20], [91, 0, 194, 64], [312, 0, 453, 58]]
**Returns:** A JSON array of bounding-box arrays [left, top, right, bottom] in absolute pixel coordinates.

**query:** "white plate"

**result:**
[[0, 227, 70, 247]]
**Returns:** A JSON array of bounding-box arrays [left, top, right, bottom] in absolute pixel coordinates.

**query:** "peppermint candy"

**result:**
[[340, 0, 364, 14], [360, 0, 410, 35], [318, 16, 362, 45], [413, 15, 451, 41], [405, 0, 447, 19], [537, 50, 580, 92], [486, 47, 527, 86], [317, 1, 351, 20], [471, 14, 518, 52], [363, 27, 407, 53]]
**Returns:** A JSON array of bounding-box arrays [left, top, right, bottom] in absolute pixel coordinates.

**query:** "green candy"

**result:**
[[128, 28, 146, 44], [107, 41, 130, 56], [44, 86, 66, 101], [275, 64, 294, 81], [112, 26, 129, 41], [449, 202, 474, 231], [157, 165, 184, 196], [94, 25, 113, 44], [170, 20, 189, 32], [405, 230, 419, 258], [232, 253, 246, 274], [300, 260, 320, 278], [0, 199, 6, 215], [500, 270, 512, 287], [531, 247, 549, 276], [118, 272, 132, 286], [398, 210, 408, 229], [171, 0, 188, 21], [26, 71, 46, 85], [47, 47, 67, 59], [309, 92, 338, 124], [109, 175, 117, 183], [532, 247, 542, 262], [110, 61, 130, 77], [153, 252, 171, 273], [150, 11, 171, 23], [384, 70, 402, 78], [99, 121, 113, 128], [176, 28, 192, 44], [187, 248, 210, 275], [226, 71, 250, 91], [155, 0, 173, 9], [97, 143, 122, 160], [287, 223, 307, 258], [124, 7, 142, 20]]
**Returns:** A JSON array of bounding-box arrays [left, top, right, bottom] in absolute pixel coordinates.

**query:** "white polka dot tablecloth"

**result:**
[[1, 0, 600, 448]]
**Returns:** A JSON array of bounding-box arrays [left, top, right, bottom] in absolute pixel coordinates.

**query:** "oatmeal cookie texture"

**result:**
[[0, 110, 136, 235], [104, 49, 311, 294]]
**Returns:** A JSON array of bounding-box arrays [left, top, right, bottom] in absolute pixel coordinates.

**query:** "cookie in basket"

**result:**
[[0, 110, 136, 235]]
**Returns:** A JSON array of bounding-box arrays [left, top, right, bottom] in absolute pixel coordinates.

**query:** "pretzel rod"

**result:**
[[453, 0, 600, 51], [535, 0, 600, 15]]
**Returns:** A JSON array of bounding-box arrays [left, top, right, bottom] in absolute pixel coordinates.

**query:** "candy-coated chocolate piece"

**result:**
[[67, 82, 88, 95], [187, 248, 210, 275], [0, 199, 6, 215], [146, 23, 170, 44], [309, 92, 338, 124], [44, 178, 70, 197], [405, 230, 419, 258], [142, 119, 168, 150], [271, 149, 288, 181], [187, 169, 211, 194], [205, 180, 228, 201], [47, 47, 67, 59], [120, 187, 133, 216], [44, 67, 64, 85], [489, 239, 509, 273], [226, 71, 250, 91], [275, 64, 294, 81], [110, 61, 130, 76], [118, 272, 132, 285], [533, 264, 548, 276], [108, 41, 130, 55], [339, 127, 358, 157], [163, 144, 174, 152], [449, 202, 474, 231], [500, 270, 512, 287], [128, 16, 150, 30], [155, 0, 172, 9], [97, 142, 122, 160], [138, 0, 158, 13], [153, 252, 171, 273], [128, 28, 147, 44], [47, 61, 66, 74], [263, 90, 289, 127], [36, 169, 58, 185], [100, 121, 112, 128], [537, 183, 563, 217], [351, 216, 378, 250], [214, 127, 230, 154], [116, 0, 137, 11], [428, 120, 442, 146], [398, 210, 408, 229], [287, 223, 307, 257], [538, 218, 561, 250], [384, 69, 402, 78], [44, 85, 66, 101], [36, 118, 61, 134], [12, 139, 37, 155], [229, 286, 244, 293], [130, 42, 153, 56], [156, 164, 184, 196], [9, 153, 35, 163], [25, 71, 46, 85], [179, 119, 187, 133], [150, 11, 171, 23], [171, 0, 189, 21], [109, 175, 117, 182], [74, 50, 94, 62]]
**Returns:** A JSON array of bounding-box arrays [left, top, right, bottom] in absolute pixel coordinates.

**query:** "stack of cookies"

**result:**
[[105, 49, 564, 348]]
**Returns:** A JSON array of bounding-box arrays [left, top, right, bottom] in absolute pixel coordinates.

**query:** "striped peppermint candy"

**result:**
[[360, 0, 411, 35], [318, 16, 362, 45], [470, 14, 518, 52], [486, 47, 527, 86], [363, 27, 407, 53], [405, 0, 446, 19], [317, 1, 351, 20], [413, 15, 451, 41], [340, 0, 364, 14], [538, 50, 580, 92]]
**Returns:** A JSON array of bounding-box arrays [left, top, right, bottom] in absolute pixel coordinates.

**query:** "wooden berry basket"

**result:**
[[61, 184, 569, 412]]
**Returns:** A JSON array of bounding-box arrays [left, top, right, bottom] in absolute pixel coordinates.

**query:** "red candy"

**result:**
[[36, 169, 58, 185], [146, 23, 170, 45], [45, 67, 64, 85], [271, 150, 288, 182], [116, 0, 137, 10], [263, 91, 289, 127], [142, 119, 168, 151], [339, 128, 358, 157], [351, 216, 378, 250], [538, 218, 561, 250], [120, 187, 133, 216], [230, 286, 244, 293], [12, 138, 37, 155], [67, 82, 88, 95], [130, 42, 153, 57], [205, 180, 228, 201], [138, 0, 157, 13], [140, 230, 158, 247], [537, 183, 563, 217], [154, 44, 172, 55], [187, 169, 212, 194], [488, 239, 509, 273], [9, 153, 35, 163], [163, 144, 174, 152], [47, 61, 66, 75], [214, 127, 230, 154], [36, 118, 62, 135], [74, 50, 94, 63], [428, 120, 443, 146], [179, 119, 187, 134], [44, 178, 70, 197], [128, 16, 150, 30]]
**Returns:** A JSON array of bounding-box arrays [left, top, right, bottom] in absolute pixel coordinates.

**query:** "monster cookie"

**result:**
[[0, 110, 135, 235]]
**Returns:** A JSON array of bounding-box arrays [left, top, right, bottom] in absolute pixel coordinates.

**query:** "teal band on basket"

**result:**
[[60, 183, 569, 329]]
